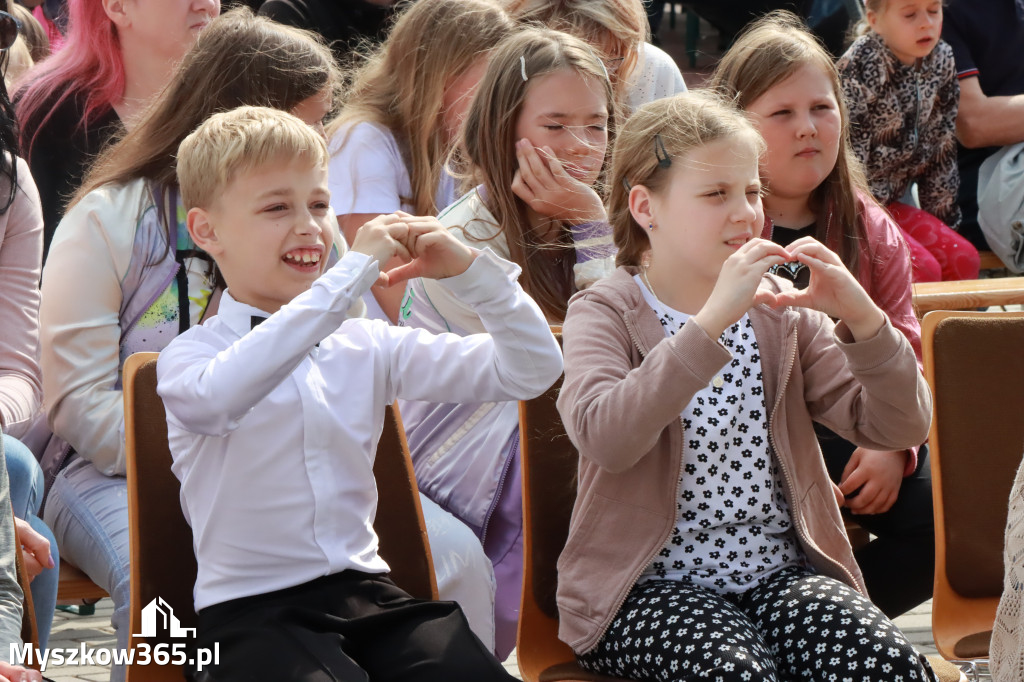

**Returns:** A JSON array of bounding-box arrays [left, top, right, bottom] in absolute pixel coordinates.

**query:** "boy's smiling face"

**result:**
[[188, 156, 335, 314]]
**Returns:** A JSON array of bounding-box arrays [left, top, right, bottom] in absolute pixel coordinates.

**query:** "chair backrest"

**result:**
[[923, 311, 1024, 659], [122, 353, 438, 681], [373, 404, 438, 601], [518, 359, 627, 682], [123, 352, 196, 682]]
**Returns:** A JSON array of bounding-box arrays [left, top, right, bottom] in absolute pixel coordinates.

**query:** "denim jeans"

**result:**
[[4, 434, 58, 650], [42, 458, 129, 682]]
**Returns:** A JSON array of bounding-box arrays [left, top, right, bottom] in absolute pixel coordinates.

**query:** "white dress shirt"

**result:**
[[157, 249, 563, 611]]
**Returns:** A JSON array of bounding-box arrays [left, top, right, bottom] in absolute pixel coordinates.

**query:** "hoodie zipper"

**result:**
[[767, 317, 859, 589]]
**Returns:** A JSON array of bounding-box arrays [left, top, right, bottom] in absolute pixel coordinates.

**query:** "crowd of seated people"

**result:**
[[0, 0, 1021, 681]]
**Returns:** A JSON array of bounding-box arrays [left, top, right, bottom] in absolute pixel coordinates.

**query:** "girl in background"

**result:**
[[838, 0, 979, 282], [327, 0, 514, 322], [504, 0, 686, 113], [400, 27, 616, 657], [709, 11, 934, 619], [15, 0, 220, 258], [557, 89, 946, 682]]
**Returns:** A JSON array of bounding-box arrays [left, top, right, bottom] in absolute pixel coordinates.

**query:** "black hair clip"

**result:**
[[654, 134, 672, 169], [621, 176, 631, 192]]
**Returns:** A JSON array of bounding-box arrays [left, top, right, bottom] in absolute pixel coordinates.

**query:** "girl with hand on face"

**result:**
[[837, 0, 979, 282], [398, 27, 616, 659], [557, 89, 944, 682], [709, 11, 935, 619], [326, 0, 514, 323]]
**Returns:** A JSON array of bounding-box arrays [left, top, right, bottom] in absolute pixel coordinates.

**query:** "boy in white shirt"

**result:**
[[156, 106, 562, 681]]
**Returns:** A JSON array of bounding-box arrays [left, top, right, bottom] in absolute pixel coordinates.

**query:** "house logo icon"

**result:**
[[133, 597, 196, 639]]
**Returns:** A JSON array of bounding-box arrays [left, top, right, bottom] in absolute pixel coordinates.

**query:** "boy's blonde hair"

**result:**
[[608, 90, 763, 267], [708, 10, 871, 275], [177, 106, 329, 211]]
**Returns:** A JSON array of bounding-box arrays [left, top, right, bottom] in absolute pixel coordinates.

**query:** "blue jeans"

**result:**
[[42, 457, 129, 682], [4, 434, 57, 650]]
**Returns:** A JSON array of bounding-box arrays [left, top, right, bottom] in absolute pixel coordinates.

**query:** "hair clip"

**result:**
[[520, 55, 528, 82], [584, 45, 611, 82], [654, 134, 672, 169], [621, 177, 631, 192]]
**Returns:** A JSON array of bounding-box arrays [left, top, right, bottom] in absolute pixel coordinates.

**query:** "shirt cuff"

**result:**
[[435, 248, 521, 306]]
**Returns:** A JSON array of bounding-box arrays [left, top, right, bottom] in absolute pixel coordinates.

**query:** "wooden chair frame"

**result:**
[[517, 369, 627, 682], [923, 310, 1024, 662]]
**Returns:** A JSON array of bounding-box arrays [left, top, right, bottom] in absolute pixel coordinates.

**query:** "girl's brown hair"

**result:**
[[608, 91, 764, 267], [74, 6, 339, 225], [327, 0, 514, 217], [463, 27, 615, 321], [708, 10, 871, 275], [503, 0, 647, 109]]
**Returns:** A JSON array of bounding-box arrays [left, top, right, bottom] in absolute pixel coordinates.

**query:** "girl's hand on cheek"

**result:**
[[510, 139, 606, 225], [694, 238, 790, 339], [768, 237, 884, 340]]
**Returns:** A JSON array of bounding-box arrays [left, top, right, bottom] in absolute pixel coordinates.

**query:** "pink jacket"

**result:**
[[555, 267, 932, 655], [762, 193, 923, 473]]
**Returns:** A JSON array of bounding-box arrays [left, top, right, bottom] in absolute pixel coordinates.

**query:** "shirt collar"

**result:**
[[217, 289, 275, 340]]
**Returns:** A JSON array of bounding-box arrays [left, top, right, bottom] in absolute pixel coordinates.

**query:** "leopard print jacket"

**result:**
[[838, 31, 962, 228]]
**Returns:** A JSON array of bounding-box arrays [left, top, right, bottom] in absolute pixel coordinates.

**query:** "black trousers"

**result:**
[[188, 570, 515, 682], [818, 425, 936, 618]]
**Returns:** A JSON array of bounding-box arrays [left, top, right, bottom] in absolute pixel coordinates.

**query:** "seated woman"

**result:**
[[0, 5, 57, 650], [15, 0, 219, 259]]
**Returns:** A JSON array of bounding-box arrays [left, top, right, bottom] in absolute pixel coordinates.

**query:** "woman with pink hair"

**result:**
[[15, 0, 220, 260]]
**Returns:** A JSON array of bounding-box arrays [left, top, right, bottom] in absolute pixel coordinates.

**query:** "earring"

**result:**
[[648, 222, 655, 231]]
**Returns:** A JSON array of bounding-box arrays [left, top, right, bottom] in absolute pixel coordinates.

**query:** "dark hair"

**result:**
[[0, 0, 19, 214]]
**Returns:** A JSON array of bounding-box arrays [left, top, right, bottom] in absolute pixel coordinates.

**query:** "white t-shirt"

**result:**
[[327, 121, 457, 217], [625, 42, 688, 113]]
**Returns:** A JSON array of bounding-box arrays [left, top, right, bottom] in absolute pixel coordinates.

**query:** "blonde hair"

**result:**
[[503, 0, 647, 107], [708, 10, 870, 274], [608, 91, 763, 267], [328, 0, 514, 217], [463, 27, 615, 321], [177, 106, 328, 211]]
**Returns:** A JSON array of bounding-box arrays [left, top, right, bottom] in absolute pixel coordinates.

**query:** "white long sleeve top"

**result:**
[[157, 248, 562, 610]]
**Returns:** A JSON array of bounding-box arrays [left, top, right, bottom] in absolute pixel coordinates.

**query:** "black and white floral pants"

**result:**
[[577, 567, 936, 682]]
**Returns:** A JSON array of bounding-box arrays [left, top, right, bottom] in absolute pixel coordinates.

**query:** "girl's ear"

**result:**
[[187, 207, 223, 257], [865, 8, 879, 32], [628, 184, 657, 230], [102, 0, 131, 29]]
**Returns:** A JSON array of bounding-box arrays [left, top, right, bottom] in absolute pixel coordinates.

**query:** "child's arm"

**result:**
[[562, 240, 791, 473], [773, 237, 932, 449], [837, 48, 878, 184], [158, 215, 410, 436], [381, 218, 563, 405], [916, 44, 963, 229]]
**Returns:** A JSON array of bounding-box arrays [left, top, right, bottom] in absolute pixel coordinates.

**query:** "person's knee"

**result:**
[[3, 434, 43, 516]]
